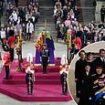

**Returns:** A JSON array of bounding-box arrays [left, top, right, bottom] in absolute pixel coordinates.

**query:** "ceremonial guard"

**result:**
[[60, 64, 68, 95], [40, 44, 50, 73], [3, 51, 11, 79], [25, 64, 35, 95], [60, 54, 68, 95], [8, 30, 16, 62]]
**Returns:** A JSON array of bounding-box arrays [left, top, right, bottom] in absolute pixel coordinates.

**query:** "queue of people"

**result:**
[[0, 0, 40, 42], [53, 0, 105, 55]]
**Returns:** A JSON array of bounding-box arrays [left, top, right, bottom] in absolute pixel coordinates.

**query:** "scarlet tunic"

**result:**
[[74, 37, 82, 50], [8, 36, 16, 48]]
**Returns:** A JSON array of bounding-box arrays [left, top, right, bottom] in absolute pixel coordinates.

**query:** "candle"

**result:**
[[67, 31, 71, 48]]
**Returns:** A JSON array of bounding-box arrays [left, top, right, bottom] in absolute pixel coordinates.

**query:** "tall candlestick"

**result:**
[[19, 31, 22, 41], [17, 36, 19, 48]]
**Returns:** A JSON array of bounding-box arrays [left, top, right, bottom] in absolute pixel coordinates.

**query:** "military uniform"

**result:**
[[3, 52, 11, 79], [60, 66, 68, 95], [40, 47, 50, 73], [25, 67, 34, 95]]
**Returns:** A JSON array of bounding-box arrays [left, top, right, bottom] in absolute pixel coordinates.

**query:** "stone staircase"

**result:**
[[76, 0, 83, 22], [35, 0, 57, 40], [18, 0, 28, 6], [80, 0, 94, 24]]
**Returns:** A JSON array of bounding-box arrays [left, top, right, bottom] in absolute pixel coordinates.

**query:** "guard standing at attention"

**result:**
[[40, 44, 50, 73], [25, 64, 35, 95]]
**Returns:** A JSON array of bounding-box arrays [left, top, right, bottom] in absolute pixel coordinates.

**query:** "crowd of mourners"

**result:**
[[0, 0, 40, 42], [75, 49, 105, 105], [53, 0, 105, 54], [0, 0, 104, 54]]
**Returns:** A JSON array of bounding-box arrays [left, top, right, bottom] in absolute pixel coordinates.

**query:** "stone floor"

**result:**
[[0, 93, 77, 105]]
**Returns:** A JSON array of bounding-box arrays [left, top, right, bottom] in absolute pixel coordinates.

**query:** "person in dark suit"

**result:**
[[40, 44, 50, 73], [15, 0, 18, 7], [75, 50, 86, 97], [78, 64, 93, 105], [93, 49, 105, 73], [25, 65, 35, 95], [93, 0, 97, 20], [86, 52, 94, 74], [60, 65, 68, 95], [100, 5, 105, 23]]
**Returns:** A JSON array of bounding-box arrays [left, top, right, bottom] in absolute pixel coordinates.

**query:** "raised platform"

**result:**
[[0, 84, 71, 101], [3, 72, 61, 84], [0, 58, 72, 102]]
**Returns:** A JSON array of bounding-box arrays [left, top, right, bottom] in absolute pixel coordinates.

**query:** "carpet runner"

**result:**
[[0, 58, 73, 102]]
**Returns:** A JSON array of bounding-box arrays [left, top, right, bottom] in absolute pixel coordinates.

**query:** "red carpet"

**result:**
[[0, 58, 73, 102]]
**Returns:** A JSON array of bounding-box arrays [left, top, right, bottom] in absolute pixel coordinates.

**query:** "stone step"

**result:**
[[34, 28, 56, 31], [18, 1, 27, 3], [80, 0, 95, 23], [34, 30, 56, 33], [39, 12, 53, 15], [35, 23, 55, 25], [35, 26, 56, 29], [35, 26, 55, 29], [84, 0, 94, 7], [40, 12, 53, 14], [76, 0, 83, 22], [38, 0, 52, 4], [82, 9, 94, 22], [40, 6, 54, 9], [35, 26, 55, 28], [39, 16, 53, 18], [18, 0, 28, 6], [35, 22, 55, 26], [34, 0, 56, 38], [37, 20, 54, 22], [35, 26, 56, 31]]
